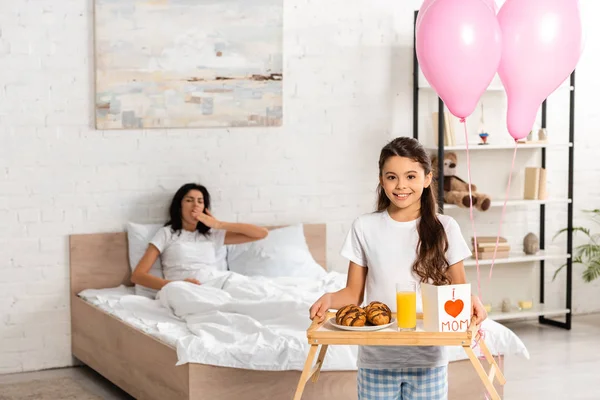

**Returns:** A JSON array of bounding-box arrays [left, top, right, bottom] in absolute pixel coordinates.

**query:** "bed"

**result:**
[[70, 224, 521, 399]]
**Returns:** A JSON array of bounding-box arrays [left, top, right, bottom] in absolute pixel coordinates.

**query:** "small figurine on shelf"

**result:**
[[526, 130, 534, 141], [518, 124, 536, 144], [501, 298, 512, 313], [523, 232, 540, 255], [518, 125, 548, 144], [479, 132, 489, 145], [477, 102, 489, 145]]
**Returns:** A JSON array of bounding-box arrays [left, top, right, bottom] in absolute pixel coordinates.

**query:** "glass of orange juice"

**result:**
[[396, 282, 417, 331]]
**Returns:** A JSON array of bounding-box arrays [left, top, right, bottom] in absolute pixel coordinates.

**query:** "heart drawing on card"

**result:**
[[444, 299, 464, 318]]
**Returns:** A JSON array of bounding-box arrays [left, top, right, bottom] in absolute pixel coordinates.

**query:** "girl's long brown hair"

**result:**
[[376, 137, 451, 286]]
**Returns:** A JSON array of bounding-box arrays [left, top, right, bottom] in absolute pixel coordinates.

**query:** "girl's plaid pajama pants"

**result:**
[[357, 366, 448, 400]]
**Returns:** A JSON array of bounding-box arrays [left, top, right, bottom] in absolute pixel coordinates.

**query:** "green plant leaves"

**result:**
[[553, 209, 600, 283], [582, 260, 600, 283]]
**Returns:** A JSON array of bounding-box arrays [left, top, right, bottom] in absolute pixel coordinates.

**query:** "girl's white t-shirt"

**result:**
[[340, 210, 472, 369], [150, 226, 227, 281]]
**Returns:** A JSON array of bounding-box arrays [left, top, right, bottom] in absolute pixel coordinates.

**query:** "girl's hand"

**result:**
[[471, 295, 487, 325], [192, 208, 222, 229], [309, 293, 332, 321], [184, 278, 201, 285]]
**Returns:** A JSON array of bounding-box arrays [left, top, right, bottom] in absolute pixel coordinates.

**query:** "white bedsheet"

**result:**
[[79, 270, 529, 372]]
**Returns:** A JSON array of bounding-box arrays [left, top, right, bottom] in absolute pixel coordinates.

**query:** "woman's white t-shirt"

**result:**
[[150, 226, 227, 281], [340, 210, 472, 369]]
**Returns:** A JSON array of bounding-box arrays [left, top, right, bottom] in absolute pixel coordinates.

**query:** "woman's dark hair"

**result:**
[[166, 183, 212, 236], [376, 137, 451, 285]]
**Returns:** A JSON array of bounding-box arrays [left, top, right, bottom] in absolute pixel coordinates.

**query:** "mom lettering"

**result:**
[[441, 319, 470, 332]]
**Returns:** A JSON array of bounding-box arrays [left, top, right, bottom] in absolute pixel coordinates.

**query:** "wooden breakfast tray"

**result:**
[[293, 312, 506, 400]]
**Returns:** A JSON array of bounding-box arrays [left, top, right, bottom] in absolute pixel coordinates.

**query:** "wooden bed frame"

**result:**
[[70, 224, 504, 399]]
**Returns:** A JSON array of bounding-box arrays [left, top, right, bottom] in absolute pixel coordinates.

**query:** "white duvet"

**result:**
[[157, 270, 358, 370], [79, 270, 529, 371]]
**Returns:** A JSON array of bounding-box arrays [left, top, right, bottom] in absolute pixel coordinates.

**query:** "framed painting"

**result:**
[[94, 0, 283, 129]]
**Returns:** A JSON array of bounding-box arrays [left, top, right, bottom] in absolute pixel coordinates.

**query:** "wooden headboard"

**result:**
[[69, 224, 327, 296]]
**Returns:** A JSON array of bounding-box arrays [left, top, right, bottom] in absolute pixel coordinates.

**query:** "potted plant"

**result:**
[[553, 209, 600, 282]]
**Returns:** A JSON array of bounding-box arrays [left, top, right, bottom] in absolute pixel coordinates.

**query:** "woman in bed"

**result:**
[[131, 183, 268, 290]]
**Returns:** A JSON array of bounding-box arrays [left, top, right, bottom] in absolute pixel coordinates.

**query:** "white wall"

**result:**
[[0, 0, 598, 374]]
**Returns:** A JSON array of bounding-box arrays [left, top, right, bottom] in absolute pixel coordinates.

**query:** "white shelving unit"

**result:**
[[489, 305, 571, 322], [419, 83, 573, 92], [443, 198, 572, 210], [464, 250, 571, 267], [417, 70, 573, 93], [425, 142, 573, 152], [412, 9, 575, 329]]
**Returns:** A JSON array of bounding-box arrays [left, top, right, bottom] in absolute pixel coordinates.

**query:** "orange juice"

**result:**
[[396, 291, 417, 330]]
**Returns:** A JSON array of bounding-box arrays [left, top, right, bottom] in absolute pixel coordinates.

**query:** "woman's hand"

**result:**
[[192, 208, 222, 229], [309, 293, 333, 321], [471, 295, 487, 325], [184, 278, 201, 285]]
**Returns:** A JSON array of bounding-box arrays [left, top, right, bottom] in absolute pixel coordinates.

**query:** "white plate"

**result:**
[[327, 317, 397, 332]]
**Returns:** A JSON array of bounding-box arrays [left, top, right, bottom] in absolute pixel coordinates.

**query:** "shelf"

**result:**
[[426, 142, 573, 151], [419, 84, 507, 92], [417, 72, 573, 92], [489, 305, 570, 322], [444, 198, 572, 210], [464, 251, 570, 267], [416, 73, 508, 92], [418, 84, 574, 92]]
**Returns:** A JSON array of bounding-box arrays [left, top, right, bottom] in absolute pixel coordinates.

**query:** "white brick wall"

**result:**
[[0, 0, 599, 374]]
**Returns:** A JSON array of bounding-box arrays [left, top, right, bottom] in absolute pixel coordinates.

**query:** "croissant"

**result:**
[[365, 301, 392, 326], [335, 304, 367, 327]]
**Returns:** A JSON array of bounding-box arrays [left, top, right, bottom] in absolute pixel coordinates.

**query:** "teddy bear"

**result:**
[[431, 151, 491, 211]]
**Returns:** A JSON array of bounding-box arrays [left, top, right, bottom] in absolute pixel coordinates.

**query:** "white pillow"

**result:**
[[126, 222, 164, 298], [226, 224, 327, 279]]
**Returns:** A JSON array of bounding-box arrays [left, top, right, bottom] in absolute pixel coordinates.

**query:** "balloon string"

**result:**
[[489, 140, 519, 280], [461, 119, 481, 301], [461, 118, 492, 372]]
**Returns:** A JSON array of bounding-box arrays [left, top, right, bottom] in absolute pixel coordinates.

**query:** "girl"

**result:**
[[131, 183, 268, 290], [309, 137, 486, 400]]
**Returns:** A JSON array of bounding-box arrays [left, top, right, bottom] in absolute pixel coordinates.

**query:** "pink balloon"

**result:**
[[417, 0, 497, 30], [498, 0, 582, 140], [416, 0, 437, 32], [481, 0, 498, 14], [416, 0, 502, 119]]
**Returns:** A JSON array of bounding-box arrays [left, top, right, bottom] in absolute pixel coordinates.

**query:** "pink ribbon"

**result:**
[[458, 119, 516, 400], [460, 120, 482, 300], [471, 327, 486, 351], [460, 121, 520, 288], [460, 120, 518, 386], [489, 141, 519, 280]]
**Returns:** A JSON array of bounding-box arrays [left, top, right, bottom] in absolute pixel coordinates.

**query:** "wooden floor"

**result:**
[[502, 313, 599, 400], [1, 313, 598, 399]]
